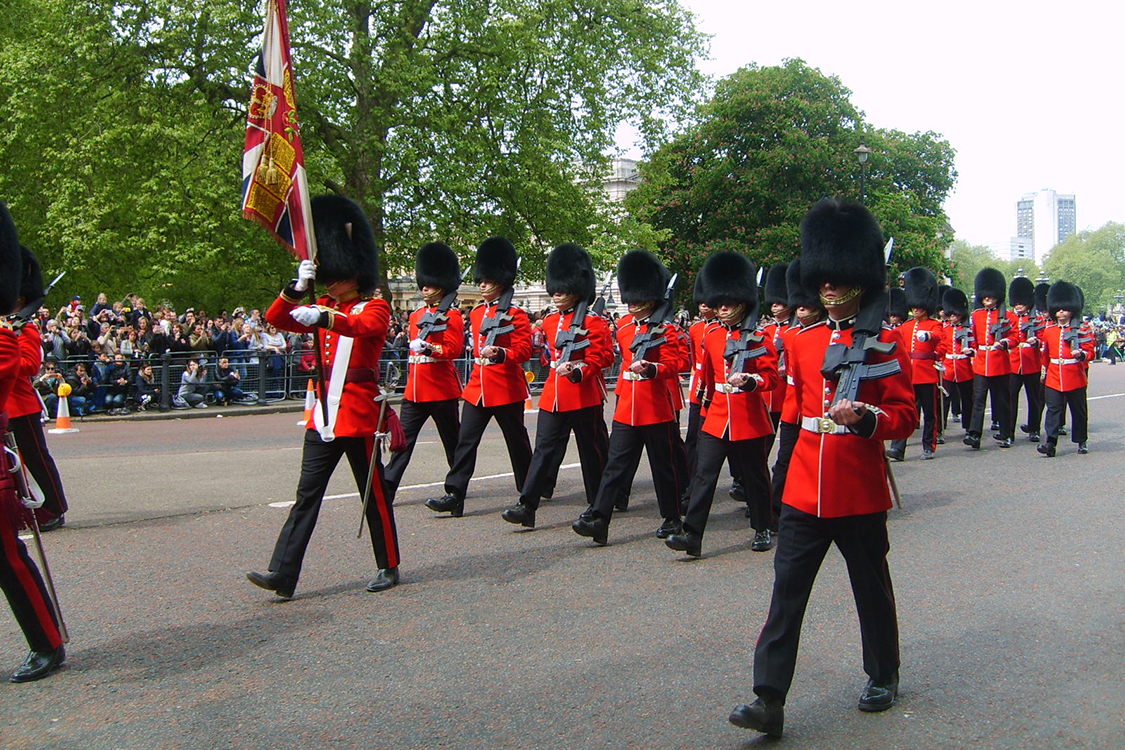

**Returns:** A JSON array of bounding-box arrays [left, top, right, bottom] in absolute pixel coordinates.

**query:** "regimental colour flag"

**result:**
[[241, 0, 317, 262]]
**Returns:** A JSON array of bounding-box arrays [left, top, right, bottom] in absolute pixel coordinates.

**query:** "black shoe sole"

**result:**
[[729, 707, 783, 737]]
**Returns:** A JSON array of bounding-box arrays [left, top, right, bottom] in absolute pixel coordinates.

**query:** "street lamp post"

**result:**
[[854, 143, 871, 205]]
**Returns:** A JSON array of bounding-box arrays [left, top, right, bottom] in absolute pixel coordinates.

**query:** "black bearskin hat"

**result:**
[[311, 194, 378, 294], [0, 201, 23, 314], [546, 243, 596, 304], [936, 284, 951, 313], [887, 287, 908, 320], [763, 264, 789, 307], [617, 249, 670, 305], [902, 267, 938, 315], [974, 267, 1006, 306], [473, 236, 518, 288], [1047, 281, 1083, 318], [1034, 282, 1050, 314], [786, 258, 822, 311], [415, 241, 461, 293], [19, 245, 43, 305], [799, 198, 886, 296], [692, 272, 707, 307], [1009, 276, 1035, 309], [699, 251, 759, 317], [942, 288, 969, 319]]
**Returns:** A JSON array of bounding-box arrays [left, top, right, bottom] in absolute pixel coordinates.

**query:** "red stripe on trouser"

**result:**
[[366, 437, 399, 569], [0, 519, 62, 650]]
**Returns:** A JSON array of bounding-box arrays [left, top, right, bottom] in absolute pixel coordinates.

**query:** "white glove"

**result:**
[[915, 330, 929, 342], [290, 306, 321, 326], [409, 338, 427, 353], [294, 259, 317, 292]]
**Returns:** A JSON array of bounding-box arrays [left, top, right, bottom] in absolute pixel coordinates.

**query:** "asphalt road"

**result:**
[[2, 365, 1124, 749]]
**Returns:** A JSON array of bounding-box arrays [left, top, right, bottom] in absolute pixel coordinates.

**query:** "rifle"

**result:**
[[553, 296, 591, 371], [590, 272, 615, 317], [8, 271, 65, 325], [988, 304, 1011, 343], [723, 311, 768, 375], [954, 324, 972, 350], [1061, 326, 1093, 353], [629, 273, 678, 363], [1019, 316, 1045, 340], [416, 268, 470, 344], [820, 289, 902, 408]]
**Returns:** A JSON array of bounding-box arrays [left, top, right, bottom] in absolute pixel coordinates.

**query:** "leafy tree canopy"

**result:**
[[1043, 223, 1125, 315], [626, 58, 958, 300], [0, 0, 706, 312]]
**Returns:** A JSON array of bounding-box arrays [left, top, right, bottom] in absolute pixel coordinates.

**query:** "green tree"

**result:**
[[0, 0, 707, 309], [946, 240, 1039, 295], [626, 59, 958, 294], [1043, 223, 1125, 314]]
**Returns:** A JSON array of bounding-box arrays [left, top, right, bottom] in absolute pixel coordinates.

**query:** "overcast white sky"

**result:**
[[622, 0, 1123, 249]]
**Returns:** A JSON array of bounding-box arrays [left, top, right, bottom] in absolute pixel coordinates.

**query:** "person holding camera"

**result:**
[[213, 357, 248, 405], [177, 359, 208, 409]]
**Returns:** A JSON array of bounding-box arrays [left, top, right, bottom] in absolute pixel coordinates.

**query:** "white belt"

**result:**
[[1051, 357, 1079, 365], [800, 415, 849, 435], [945, 353, 969, 360], [408, 355, 436, 364], [979, 344, 998, 351], [1018, 342, 1035, 349]]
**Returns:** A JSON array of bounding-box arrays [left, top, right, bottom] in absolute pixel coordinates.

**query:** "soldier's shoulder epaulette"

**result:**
[[795, 320, 826, 335]]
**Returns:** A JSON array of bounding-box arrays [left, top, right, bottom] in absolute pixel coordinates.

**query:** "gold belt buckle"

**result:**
[[817, 417, 836, 433], [720, 383, 734, 394]]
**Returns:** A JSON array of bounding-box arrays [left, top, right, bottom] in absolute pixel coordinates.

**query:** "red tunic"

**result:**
[[779, 324, 803, 424], [461, 301, 532, 408], [1041, 322, 1094, 392], [761, 321, 789, 413], [539, 309, 614, 412], [0, 325, 19, 410], [8, 323, 43, 419], [783, 321, 916, 518], [970, 307, 1017, 377], [687, 319, 717, 405], [266, 289, 391, 438], [612, 313, 684, 426], [666, 325, 689, 412], [404, 304, 465, 403], [895, 317, 947, 385], [699, 323, 778, 440], [942, 322, 974, 382], [1008, 312, 1044, 375]]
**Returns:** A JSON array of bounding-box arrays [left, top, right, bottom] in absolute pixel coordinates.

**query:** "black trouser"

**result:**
[[1009, 372, 1043, 434], [0, 518, 62, 652], [591, 420, 682, 521], [683, 431, 770, 536], [888, 383, 939, 455], [383, 398, 460, 501], [670, 411, 689, 499], [769, 421, 798, 530], [1045, 386, 1088, 445], [942, 379, 973, 431], [519, 405, 608, 510], [270, 430, 399, 582], [969, 374, 1011, 439], [443, 400, 532, 501], [753, 505, 899, 703], [10, 414, 68, 520], [686, 401, 739, 496]]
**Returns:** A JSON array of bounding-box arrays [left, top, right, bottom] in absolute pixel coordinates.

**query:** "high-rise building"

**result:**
[[1015, 189, 1076, 265]]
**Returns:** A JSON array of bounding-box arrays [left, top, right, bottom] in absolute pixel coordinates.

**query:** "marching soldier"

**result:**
[[666, 252, 778, 557], [934, 283, 952, 442], [731, 199, 914, 738], [760, 264, 792, 444], [0, 200, 66, 682], [247, 195, 401, 598], [886, 267, 946, 461], [571, 250, 685, 545], [382, 242, 465, 501], [501, 243, 613, 528], [1008, 276, 1043, 443], [768, 259, 825, 531], [683, 276, 720, 509], [963, 268, 1017, 450], [1038, 281, 1094, 457], [9, 246, 70, 530], [941, 288, 975, 436], [886, 287, 907, 328], [424, 237, 533, 517]]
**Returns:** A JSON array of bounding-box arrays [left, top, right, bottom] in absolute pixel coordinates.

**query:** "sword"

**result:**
[[357, 391, 391, 538], [4, 436, 69, 642], [884, 455, 902, 510]]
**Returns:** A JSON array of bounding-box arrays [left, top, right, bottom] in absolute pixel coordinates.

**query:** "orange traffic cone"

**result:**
[[524, 370, 537, 413], [298, 379, 316, 426], [48, 388, 80, 434]]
